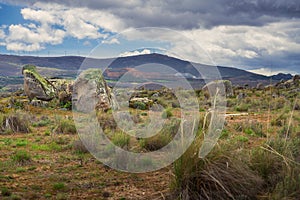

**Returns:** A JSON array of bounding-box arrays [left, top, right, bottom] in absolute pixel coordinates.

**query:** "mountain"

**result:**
[[0, 53, 294, 91], [269, 73, 293, 81]]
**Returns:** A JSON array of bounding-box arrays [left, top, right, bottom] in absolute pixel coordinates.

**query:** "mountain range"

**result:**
[[0, 53, 294, 91]]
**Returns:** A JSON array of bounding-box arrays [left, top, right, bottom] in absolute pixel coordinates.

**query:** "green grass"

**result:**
[[31, 142, 61, 152], [1, 187, 12, 197], [53, 117, 77, 134], [11, 150, 31, 165], [32, 118, 51, 127], [162, 107, 173, 119], [112, 132, 130, 148], [52, 182, 66, 191], [236, 135, 249, 142], [15, 139, 28, 147]]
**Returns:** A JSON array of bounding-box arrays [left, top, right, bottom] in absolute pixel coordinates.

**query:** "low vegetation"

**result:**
[[0, 77, 299, 199]]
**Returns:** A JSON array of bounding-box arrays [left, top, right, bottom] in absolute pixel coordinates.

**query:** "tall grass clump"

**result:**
[[53, 116, 76, 134], [11, 150, 31, 165], [111, 131, 130, 148], [0, 111, 31, 134], [140, 118, 180, 151], [250, 136, 300, 199], [172, 139, 263, 200]]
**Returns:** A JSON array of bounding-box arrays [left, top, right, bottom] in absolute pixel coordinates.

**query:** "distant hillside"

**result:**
[[0, 53, 294, 91]]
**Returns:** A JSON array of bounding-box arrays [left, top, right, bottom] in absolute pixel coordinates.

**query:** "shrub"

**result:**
[[97, 112, 117, 131], [133, 101, 147, 110], [140, 118, 180, 151], [162, 107, 173, 119], [140, 132, 172, 151], [32, 117, 51, 127], [112, 131, 130, 148], [53, 117, 77, 134], [0, 111, 31, 134], [235, 103, 249, 112]]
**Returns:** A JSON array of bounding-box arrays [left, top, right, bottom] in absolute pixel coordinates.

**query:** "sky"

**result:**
[[0, 0, 299, 75]]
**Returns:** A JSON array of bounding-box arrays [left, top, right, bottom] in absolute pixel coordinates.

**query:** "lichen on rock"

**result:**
[[72, 69, 118, 112], [22, 64, 57, 101]]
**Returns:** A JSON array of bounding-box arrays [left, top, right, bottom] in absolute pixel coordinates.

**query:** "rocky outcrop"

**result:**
[[22, 65, 74, 107], [22, 65, 56, 101], [275, 74, 300, 89], [72, 69, 117, 112], [256, 83, 264, 90], [202, 80, 233, 97], [23, 65, 118, 111]]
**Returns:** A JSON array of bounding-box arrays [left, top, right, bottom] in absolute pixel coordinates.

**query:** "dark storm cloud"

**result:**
[[2, 0, 300, 29]]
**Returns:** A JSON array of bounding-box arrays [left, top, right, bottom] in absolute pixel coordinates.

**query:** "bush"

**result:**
[[234, 121, 265, 137], [140, 132, 172, 151], [32, 117, 51, 127], [0, 111, 31, 134], [111, 132, 130, 148], [162, 108, 173, 119], [97, 112, 117, 131], [133, 101, 147, 110], [235, 103, 249, 112], [140, 118, 180, 151], [53, 117, 77, 134]]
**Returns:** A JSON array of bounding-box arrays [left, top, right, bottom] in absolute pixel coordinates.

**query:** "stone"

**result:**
[[237, 93, 246, 100], [73, 69, 117, 112], [293, 75, 300, 82], [22, 65, 56, 101], [202, 80, 233, 97], [256, 83, 264, 90]]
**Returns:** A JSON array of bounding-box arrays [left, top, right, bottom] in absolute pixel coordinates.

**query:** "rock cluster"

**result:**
[[202, 80, 233, 97], [23, 65, 116, 112], [275, 75, 300, 89]]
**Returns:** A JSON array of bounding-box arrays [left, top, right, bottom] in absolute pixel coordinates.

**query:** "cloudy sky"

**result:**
[[0, 0, 299, 75]]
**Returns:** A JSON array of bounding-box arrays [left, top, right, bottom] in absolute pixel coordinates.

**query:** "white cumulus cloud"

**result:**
[[119, 49, 152, 57], [102, 38, 120, 44]]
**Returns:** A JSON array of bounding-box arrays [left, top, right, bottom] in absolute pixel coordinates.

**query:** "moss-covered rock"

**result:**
[[22, 65, 56, 101]]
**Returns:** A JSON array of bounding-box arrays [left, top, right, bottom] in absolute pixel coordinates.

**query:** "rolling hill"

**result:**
[[0, 53, 293, 91]]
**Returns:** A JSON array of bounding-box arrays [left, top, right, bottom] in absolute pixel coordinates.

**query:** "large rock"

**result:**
[[202, 80, 233, 97], [51, 79, 73, 105], [22, 65, 74, 106], [256, 83, 264, 90], [73, 69, 117, 112], [22, 65, 56, 101]]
